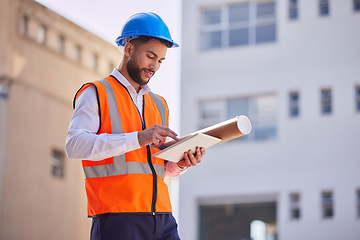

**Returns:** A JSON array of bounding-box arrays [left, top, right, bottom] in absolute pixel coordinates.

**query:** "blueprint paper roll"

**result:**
[[194, 115, 251, 144], [159, 115, 252, 151]]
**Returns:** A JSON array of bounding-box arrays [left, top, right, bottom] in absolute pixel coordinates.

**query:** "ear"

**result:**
[[123, 42, 134, 57]]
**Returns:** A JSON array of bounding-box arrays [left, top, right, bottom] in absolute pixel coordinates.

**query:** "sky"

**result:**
[[34, 0, 182, 132]]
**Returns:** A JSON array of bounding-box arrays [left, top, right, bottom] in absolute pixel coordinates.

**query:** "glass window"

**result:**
[[199, 100, 224, 128], [255, 24, 276, 43], [228, 3, 250, 48], [321, 89, 332, 115], [289, 92, 300, 117], [202, 31, 222, 50], [227, 98, 249, 119], [200, 2, 276, 51], [289, 0, 298, 20], [200, 94, 277, 142], [321, 191, 334, 218], [253, 95, 277, 141], [202, 8, 221, 25], [254, 95, 277, 116], [37, 24, 47, 44], [20, 15, 29, 35], [0, 85, 8, 99], [319, 0, 330, 16], [58, 35, 65, 54], [355, 0, 360, 11], [290, 193, 301, 220], [51, 150, 65, 179], [199, 202, 277, 240], [226, 95, 277, 142], [250, 220, 266, 240], [256, 2, 276, 19], [201, 8, 223, 50], [92, 54, 98, 70], [356, 86, 360, 112], [229, 3, 250, 22], [229, 28, 249, 47], [75, 45, 82, 63]]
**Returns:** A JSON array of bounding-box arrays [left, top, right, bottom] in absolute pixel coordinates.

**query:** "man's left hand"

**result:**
[[177, 147, 205, 169]]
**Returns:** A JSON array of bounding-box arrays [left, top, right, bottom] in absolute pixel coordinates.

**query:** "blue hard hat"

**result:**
[[115, 12, 179, 48]]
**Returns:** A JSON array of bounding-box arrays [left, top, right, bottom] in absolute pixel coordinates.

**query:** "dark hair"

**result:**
[[130, 35, 173, 48]]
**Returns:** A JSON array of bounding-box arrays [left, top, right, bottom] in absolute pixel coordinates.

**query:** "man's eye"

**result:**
[[147, 55, 154, 59]]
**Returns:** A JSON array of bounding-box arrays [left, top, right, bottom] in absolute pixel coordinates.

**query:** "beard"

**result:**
[[127, 55, 155, 86]]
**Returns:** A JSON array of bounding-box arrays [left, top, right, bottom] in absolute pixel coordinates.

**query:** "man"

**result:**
[[65, 12, 205, 240]]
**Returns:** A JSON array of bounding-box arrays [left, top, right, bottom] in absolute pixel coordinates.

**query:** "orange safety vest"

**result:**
[[74, 75, 172, 217]]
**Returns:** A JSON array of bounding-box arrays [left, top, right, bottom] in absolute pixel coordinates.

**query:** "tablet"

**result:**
[[153, 133, 221, 162]]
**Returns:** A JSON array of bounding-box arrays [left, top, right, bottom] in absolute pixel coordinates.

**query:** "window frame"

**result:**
[[289, 0, 298, 20], [20, 15, 29, 35], [198, 93, 277, 142], [51, 149, 65, 179], [289, 91, 300, 117], [321, 88, 332, 115], [92, 54, 98, 70], [200, 1, 276, 51], [319, 0, 330, 17], [321, 190, 334, 219], [198, 99, 226, 129], [75, 45, 82, 63], [289, 192, 301, 220], [58, 35, 65, 54], [354, 0, 360, 11], [37, 24, 47, 45]]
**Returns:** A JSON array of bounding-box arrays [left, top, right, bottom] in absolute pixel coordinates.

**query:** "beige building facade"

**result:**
[[0, 0, 122, 239]]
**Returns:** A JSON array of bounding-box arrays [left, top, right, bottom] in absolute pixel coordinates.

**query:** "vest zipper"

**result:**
[[146, 145, 157, 215], [142, 116, 158, 215], [128, 97, 158, 215], [111, 76, 158, 215], [141, 99, 158, 216], [134, 94, 157, 215]]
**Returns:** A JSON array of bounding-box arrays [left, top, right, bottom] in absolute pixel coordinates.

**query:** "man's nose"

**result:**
[[149, 60, 159, 71]]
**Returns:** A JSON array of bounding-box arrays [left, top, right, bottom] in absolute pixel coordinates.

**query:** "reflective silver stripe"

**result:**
[[149, 91, 166, 127], [153, 164, 165, 179], [83, 79, 165, 179], [99, 79, 123, 134], [83, 161, 164, 178]]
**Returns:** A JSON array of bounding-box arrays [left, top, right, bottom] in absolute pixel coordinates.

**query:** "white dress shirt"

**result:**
[[65, 68, 183, 177]]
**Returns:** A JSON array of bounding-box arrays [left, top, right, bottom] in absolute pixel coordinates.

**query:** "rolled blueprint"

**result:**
[[158, 115, 252, 153], [193, 115, 251, 144]]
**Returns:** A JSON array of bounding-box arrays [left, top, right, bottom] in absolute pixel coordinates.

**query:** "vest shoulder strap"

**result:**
[[148, 91, 168, 127]]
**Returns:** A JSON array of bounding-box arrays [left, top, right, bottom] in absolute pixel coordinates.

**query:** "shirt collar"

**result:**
[[110, 68, 151, 95]]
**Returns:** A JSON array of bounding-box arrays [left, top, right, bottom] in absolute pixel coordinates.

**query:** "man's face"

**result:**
[[126, 39, 168, 86]]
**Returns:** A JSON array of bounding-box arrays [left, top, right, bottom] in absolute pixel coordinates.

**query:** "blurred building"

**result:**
[[0, 0, 121, 239], [179, 0, 360, 239]]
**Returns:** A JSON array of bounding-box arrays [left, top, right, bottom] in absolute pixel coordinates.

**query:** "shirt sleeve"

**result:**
[[65, 85, 141, 161], [165, 161, 188, 178]]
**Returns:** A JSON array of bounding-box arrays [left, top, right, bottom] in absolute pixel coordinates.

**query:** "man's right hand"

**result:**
[[138, 125, 179, 147]]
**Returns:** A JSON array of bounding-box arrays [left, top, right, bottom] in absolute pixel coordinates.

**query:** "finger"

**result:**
[[187, 149, 197, 166], [150, 132, 164, 147], [177, 159, 185, 168], [195, 147, 202, 163], [154, 126, 179, 141], [183, 152, 191, 167], [161, 130, 179, 141]]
